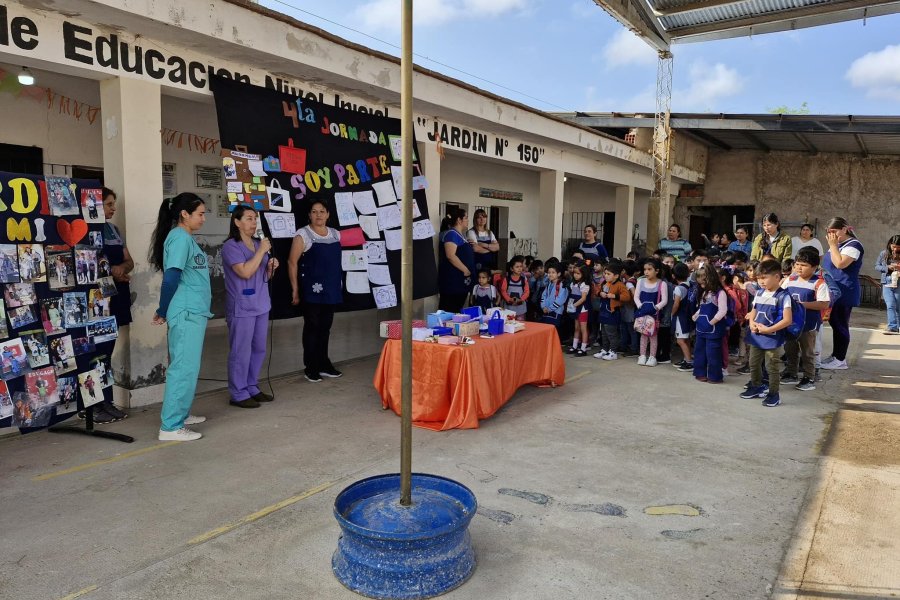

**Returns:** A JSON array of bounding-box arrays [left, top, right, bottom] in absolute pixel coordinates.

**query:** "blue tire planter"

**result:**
[[332, 473, 477, 599]]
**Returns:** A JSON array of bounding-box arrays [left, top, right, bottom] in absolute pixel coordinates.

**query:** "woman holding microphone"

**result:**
[[222, 206, 279, 408]]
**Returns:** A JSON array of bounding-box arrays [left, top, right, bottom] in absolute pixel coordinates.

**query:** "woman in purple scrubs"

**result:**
[[222, 206, 279, 408]]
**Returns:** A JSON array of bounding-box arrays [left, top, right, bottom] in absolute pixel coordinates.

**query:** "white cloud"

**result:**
[[846, 44, 900, 101], [673, 61, 744, 111], [600, 29, 657, 69], [353, 0, 527, 31]]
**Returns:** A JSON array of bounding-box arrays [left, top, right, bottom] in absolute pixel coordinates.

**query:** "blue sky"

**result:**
[[260, 0, 900, 115]]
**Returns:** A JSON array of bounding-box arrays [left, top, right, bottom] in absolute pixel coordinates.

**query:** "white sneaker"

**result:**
[[646, 356, 658, 367], [603, 352, 619, 361], [184, 415, 206, 425], [637, 355, 648, 366], [593, 350, 608, 359], [819, 356, 834, 367], [820, 358, 848, 370], [722, 368, 729, 378], [159, 427, 202, 441]]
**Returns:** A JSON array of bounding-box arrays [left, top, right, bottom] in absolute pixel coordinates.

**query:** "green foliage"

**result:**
[[767, 102, 810, 115]]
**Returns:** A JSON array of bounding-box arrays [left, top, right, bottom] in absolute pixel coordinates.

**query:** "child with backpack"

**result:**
[[618, 260, 639, 356], [593, 261, 631, 361], [566, 264, 591, 356], [671, 263, 694, 371], [500, 255, 530, 321], [540, 264, 569, 336], [633, 258, 668, 367], [470, 270, 498, 312], [527, 260, 547, 322], [740, 259, 794, 407], [692, 265, 729, 383], [780, 249, 831, 391], [655, 264, 676, 365]]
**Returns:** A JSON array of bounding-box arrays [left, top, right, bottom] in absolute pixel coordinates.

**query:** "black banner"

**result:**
[[210, 76, 437, 318]]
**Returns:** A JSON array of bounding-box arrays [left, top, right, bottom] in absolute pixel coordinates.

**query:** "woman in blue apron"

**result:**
[[438, 206, 475, 313], [150, 193, 212, 442], [821, 217, 864, 370], [467, 209, 499, 272], [288, 200, 343, 383]]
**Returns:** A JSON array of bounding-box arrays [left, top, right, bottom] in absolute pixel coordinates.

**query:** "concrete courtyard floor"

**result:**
[[1, 314, 897, 600]]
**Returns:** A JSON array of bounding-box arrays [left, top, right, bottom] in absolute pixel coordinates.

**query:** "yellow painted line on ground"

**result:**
[[33, 442, 181, 482], [188, 480, 338, 546], [58, 584, 99, 600], [565, 370, 592, 385]]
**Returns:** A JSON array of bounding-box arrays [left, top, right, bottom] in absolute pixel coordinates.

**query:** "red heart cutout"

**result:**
[[57, 219, 89, 247]]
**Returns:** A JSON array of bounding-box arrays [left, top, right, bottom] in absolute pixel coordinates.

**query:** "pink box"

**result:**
[[379, 320, 426, 339]]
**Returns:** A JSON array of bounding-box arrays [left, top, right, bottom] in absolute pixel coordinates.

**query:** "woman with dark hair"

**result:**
[[466, 208, 499, 272], [438, 206, 475, 313], [658, 224, 692, 260], [791, 223, 823, 258], [821, 217, 864, 370], [150, 193, 212, 442], [750, 213, 792, 263], [728, 226, 752, 255], [578, 224, 609, 261], [222, 206, 278, 407], [288, 200, 343, 383], [875, 234, 900, 335]]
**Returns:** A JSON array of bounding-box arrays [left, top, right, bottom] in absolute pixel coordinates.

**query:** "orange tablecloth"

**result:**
[[374, 322, 566, 430]]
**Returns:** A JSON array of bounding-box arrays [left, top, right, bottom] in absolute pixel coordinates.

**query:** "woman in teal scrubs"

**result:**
[[149, 193, 212, 442]]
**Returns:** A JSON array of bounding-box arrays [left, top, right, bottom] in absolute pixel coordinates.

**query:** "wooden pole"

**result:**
[[399, 0, 414, 507]]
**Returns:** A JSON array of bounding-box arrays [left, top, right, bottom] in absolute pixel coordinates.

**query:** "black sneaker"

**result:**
[[320, 367, 343, 378], [678, 361, 694, 372], [574, 349, 587, 357], [781, 374, 800, 384], [657, 358, 671, 365], [565, 346, 578, 354], [103, 401, 127, 420], [230, 398, 261, 408], [91, 404, 116, 424], [252, 392, 274, 402], [795, 378, 816, 391], [737, 365, 751, 375], [304, 370, 322, 383]]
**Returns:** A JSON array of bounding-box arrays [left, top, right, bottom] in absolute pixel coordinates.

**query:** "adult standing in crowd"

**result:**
[[750, 213, 792, 263], [821, 217, 864, 370], [150, 193, 212, 442], [791, 223, 824, 258], [875, 234, 900, 335], [438, 206, 475, 313], [727, 226, 752, 255], [467, 208, 499, 273], [223, 206, 278, 407], [86, 187, 134, 424], [658, 224, 692, 260], [289, 200, 344, 383], [578, 225, 609, 262]]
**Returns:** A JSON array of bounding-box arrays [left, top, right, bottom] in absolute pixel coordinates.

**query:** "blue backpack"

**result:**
[[776, 289, 805, 340]]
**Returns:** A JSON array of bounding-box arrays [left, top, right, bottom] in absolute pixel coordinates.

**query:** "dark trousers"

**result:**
[[656, 326, 672, 362], [829, 303, 853, 361], [439, 293, 467, 313], [618, 320, 639, 353], [693, 335, 723, 382], [601, 322, 620, 353], [784, 329, 817, 379], [302, 303, 335, 375]]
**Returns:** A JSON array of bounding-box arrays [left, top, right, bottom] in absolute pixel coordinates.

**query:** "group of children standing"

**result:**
[[470, 245, 837, 408]]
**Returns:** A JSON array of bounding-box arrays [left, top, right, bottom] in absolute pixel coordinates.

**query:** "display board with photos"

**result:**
[[0, 172, 120, 431], [210, 76, 438, 319]]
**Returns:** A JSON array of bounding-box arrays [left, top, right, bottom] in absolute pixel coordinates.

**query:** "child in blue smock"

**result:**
[[150, 193, 212, 441]]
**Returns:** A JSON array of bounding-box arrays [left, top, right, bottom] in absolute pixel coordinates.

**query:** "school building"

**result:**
[[0, 0, 896, 409]]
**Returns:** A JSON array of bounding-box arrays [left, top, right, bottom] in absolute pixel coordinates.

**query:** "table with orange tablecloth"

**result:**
[[374, 322, 566, 431]]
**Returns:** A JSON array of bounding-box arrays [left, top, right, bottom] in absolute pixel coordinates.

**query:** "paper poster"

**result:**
[[346, 271, 370, 294], [359, 216, 380, 240], [387, 135, 417, 162], [373, 284, 398, 309], [412, 219, 436, 240], [339, 227, 366, 247], [364, 241, 387, 264], [342, 250, 368, 271], [367, 264, 392, 286], [335, 193, 359, 226], [372, 180, 397, 207], [377, 204, 402, 231], [385, 229, 402, 251], [398, 197, 422, 219], [391, 168, 428, 199], [226, 181, 243, 193], [263, 212, 296, 239], [353, 190, 377, 215], [248, 160, 267, 177]]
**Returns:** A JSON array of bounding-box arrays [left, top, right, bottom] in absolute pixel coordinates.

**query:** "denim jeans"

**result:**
[[884, 285, 900, 331]]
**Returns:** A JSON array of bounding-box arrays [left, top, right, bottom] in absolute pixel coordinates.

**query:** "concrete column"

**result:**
[[100, 77, 166, 408], [417, 141, 441, 313], [646, 187, 674, 253], [538, 170, 565, 258], [614, 185, 635, 258]]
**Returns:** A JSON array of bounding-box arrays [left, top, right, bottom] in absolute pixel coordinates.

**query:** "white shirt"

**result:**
[[791, 236, 824, 258]]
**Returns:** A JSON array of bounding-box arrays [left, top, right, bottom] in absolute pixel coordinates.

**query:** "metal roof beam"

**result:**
[[653, 0, 749, 17], [794, 132, 818, 154], [742, 132, 770, 152], [854, 134, 870, 158], [668, 0, 900, 43], [592, 0, 671, 52], [569, 115, 900, 134], [681, 128, 733, 150]]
